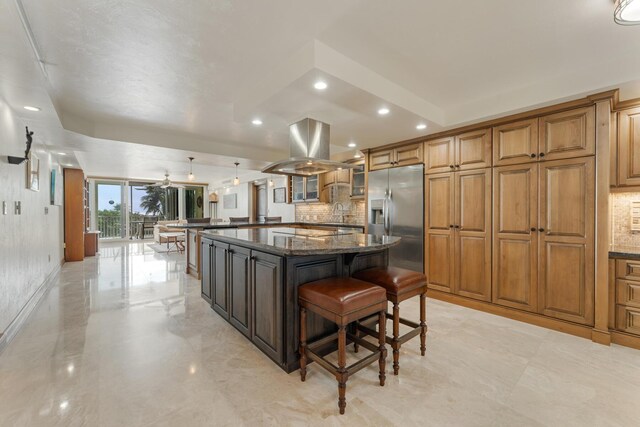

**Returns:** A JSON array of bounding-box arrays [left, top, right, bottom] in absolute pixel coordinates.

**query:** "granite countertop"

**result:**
[[167, 221, 365, 230], [200, 227, 400, 256], [609, 246, 640, 260]]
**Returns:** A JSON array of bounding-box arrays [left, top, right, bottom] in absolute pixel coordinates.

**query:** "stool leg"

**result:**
[[299, 307, 307, 382], [420, 291, 427, 356], [392, 302, 400, 375], [378, 310, 386, 386], [353, 320, 359, 353], [337, 325, 348, 415]]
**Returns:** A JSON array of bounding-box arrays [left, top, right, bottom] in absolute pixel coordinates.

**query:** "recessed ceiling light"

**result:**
[[615, 0, 640, 25], [306, 160, 313, 165], [24, 106, 40, 112], [354, 153, 362, 159], [347, 142, 356, 148], [251, 118, 263, 126], [57, 152, 67, 156], [314, 81, 328, 90], [416, 123, 427, 130], [378, 107, 390, 115]]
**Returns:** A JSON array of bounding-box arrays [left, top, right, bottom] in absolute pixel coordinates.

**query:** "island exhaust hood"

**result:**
[[262, 118, 354, 177]]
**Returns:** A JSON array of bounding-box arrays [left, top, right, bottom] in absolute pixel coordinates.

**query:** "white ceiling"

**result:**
[[3, 0, 640, 186]]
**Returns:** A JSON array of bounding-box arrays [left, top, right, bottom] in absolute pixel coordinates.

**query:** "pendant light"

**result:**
[[187, 157, 195, 181], [233, 162, 240, 186], [615, 0, 640, 25]]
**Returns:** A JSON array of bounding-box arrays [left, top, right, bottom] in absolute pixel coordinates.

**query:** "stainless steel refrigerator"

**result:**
[[368, 165, 424, 273]]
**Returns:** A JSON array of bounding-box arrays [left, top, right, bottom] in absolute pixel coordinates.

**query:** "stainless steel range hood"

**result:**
[[262, 118, 354, 177]]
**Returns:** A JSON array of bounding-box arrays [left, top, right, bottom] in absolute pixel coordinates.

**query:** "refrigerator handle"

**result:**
[[384, 190, 391, 234]]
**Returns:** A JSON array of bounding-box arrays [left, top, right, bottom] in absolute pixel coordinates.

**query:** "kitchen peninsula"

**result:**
[[200, 227, 400, 372]]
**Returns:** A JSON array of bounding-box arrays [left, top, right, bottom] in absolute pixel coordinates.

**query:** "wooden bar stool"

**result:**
[[352, 267, 428, 375], [298, 277, 387, 415]]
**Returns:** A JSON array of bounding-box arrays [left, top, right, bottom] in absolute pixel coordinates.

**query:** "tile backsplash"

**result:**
[[611, 192, 640, 248], [295, 186, 365, 225]]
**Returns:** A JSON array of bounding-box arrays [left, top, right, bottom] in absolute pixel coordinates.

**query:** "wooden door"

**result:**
[[456, 128, 492, 171], [251, 250, 284, 363], [369, 149, 395, 171], [229, 245, 251, 338], [64, 168, 86, 262], [454, 169, 492, 301], [200, 238, 212, 302], [424, 136, 455, 174], [493, 118, 539, 166], [212, 241, 230, 319], [395, 143, 423, 166], [425, 173, 455, 292], [492, 164, 538, 312], [539, 106, 595, 161], [538, 157, 595, 325], [618, 107, 640, 186]]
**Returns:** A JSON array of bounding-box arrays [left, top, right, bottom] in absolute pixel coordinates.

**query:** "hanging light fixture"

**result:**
[[615, 0, 640, 25], [233, 162, 240, 186], [187, 157, 195, 181]]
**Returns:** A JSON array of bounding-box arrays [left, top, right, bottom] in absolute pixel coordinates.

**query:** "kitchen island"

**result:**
[[200, 227, 400, 372]]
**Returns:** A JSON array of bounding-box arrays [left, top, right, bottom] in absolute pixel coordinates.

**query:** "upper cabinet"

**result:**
[[289, 174, 327, 203], [350, 160, 365, 199], [424, 128, 491, 174], [369, 142, 423, 171], [618, 106, 640, 186], [493, 118, 539, 166], [539, 106, 595, 161]]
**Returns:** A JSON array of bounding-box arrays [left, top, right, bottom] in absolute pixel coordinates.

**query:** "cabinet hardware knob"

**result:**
[[456, 164, 461, 168], [530, 153, 536, 158], [530, 227, 536, 232], [539, 152, 545, 158], [449, 224, 454, 228], [449, 165, 454, 169], [538, 228, 545, 232], [454, 225, 460, 229]]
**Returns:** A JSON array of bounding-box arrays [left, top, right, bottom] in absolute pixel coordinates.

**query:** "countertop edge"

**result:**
[[200, 232, 400, 256]]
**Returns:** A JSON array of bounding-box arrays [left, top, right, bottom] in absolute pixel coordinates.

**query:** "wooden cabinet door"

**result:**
[[424, 137, 455, 174], [395, 143, 423, 166], [212, 241, 230, 319], [618, 107, 640, 186], [493, 118, 539, 166], [229, 245, 251, 338], [335, 168, 351, 184], [454, 169, 491, 301], [538, 157, 595, 325], [251, 250, 284, 363], [425, 173, 455, 292], [323, 171, 335, 188], [200, 239, 212, 302], [456, 128, 492, 171], [369, 149, 395, 171], [492, 164, 538, 312], [539, 106, 595, 161]]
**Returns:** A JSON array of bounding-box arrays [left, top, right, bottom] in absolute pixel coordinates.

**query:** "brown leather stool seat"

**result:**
[[298, 277, 387, 415], [352, 267, 428, 375]]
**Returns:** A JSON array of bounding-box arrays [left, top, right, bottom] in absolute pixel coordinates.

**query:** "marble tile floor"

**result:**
[[1, 241, 640, 426]]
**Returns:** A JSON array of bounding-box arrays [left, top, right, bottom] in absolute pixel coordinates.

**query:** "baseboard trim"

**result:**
[[0, 259, 64, 354], [611, 331, 640, 350], [427, 290, 593, 340]]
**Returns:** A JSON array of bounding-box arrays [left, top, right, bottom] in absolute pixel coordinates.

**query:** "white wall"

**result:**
[[0, 98, 64, 334], [266, 176, 294, 222], [211, 175, 295, 222]]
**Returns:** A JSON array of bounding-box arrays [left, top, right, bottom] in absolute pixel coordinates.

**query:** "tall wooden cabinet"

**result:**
[[425, 168, 491, 301], [63, 168, 86, 262], [492, 155, 595, 325]]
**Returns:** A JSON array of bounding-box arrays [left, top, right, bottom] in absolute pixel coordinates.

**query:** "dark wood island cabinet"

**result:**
[[200, 227, 400, 372]]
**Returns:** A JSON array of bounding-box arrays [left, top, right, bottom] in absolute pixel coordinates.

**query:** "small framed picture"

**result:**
[[26, 152, 40, 191], [273, 187, 286, 203], [223, 193, 237, 209]]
